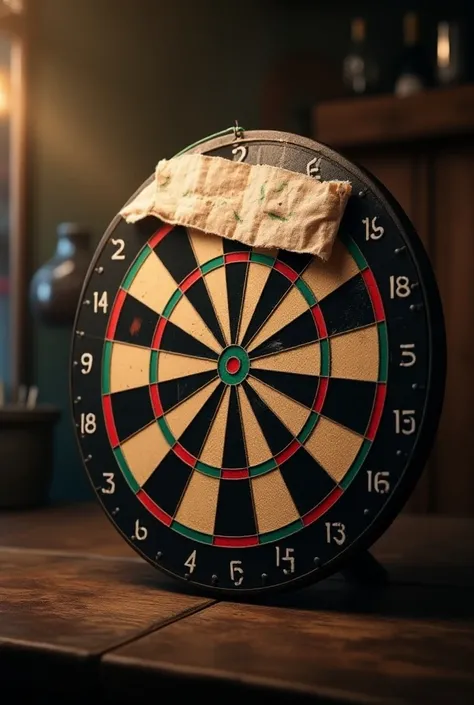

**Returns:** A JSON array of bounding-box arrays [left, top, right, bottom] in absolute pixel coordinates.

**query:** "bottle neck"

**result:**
[[351, 18, 366, 46], [404, 13, 419, 47]]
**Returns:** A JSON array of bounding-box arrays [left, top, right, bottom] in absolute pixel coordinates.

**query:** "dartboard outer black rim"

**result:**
[[70, 129, 446, 598]]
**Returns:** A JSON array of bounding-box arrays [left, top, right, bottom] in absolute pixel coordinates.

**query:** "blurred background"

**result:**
[[0, 0, 473, 513]]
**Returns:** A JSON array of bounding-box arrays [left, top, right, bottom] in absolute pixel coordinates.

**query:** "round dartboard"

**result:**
[[71, 129, 446, 596]]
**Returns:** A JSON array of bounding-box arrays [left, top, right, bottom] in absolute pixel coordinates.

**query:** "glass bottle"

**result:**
[[342, 17, 380, 96]]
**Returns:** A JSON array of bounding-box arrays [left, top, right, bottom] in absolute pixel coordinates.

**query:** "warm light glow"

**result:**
[[1, 0, 23, 14], [437, 22, 450, 69], [0, 72, 9, 115]]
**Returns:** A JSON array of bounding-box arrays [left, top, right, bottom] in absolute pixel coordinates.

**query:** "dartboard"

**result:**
[[71, 129, 446, 596]]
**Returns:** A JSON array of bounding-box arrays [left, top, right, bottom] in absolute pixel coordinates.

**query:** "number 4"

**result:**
[[184, 550, 197, 575]]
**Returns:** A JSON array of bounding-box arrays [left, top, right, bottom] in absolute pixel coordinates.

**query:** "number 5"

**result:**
[[230, 560, 244, 586]]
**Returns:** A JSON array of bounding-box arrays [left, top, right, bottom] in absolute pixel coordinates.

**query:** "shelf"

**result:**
[[313, 84, 474, 149]]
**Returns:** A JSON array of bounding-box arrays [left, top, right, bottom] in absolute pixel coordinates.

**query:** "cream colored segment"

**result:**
[[127, 249, 177, 314], [330, 325, 379, 381], [175, 471, 219, 534], [158, 351, 217, 382], [301, 238, 359, 302], [237, 386, 273, 466], [109, 343, 151, 393], [168, 294, 222, 353], [120, 422, 170, 487], [251, 342, 321, 376], [305, 416, 363, 483], [247, 286, 308, 352], [204, 266, 231, 346], [188, 227, 223, 265], [252, 469, 300, 534], [165, 378, 220, 440], [238, 263, 272, 344], [199, 386, 231, 467], [248, 377, 310, 436]]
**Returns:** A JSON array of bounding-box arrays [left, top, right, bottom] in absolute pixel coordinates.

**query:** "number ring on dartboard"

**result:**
[[71, 129, 446, 596]]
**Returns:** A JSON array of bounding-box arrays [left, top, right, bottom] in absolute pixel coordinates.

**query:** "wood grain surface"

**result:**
[[103, 595, 474, 705]]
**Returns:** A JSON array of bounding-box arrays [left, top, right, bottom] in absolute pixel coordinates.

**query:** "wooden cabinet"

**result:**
[[313, 86, 474, 516]]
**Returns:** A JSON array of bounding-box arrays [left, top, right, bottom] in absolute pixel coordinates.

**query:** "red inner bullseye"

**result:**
[[226, 357, 241, 374]]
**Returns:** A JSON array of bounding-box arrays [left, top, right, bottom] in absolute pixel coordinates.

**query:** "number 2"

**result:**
[[111, 238, 125, 260], [232, 145, 247, 162]]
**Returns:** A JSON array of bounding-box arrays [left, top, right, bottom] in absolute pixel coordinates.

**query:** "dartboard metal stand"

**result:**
[[71, 127, 445, 598]]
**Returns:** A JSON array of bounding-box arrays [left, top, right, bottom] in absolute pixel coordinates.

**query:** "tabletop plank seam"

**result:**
[[95, 598, 218, 661]]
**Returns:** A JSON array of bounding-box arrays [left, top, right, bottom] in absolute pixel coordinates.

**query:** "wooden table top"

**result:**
[[0, 502, 473, 704]]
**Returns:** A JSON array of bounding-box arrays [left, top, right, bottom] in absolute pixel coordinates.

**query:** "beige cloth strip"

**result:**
[[120, 153, 352, 261]]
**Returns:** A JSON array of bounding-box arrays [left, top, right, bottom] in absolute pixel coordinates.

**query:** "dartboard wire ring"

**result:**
[[99, 223, 388, 547], [70, 129, 446, 597]]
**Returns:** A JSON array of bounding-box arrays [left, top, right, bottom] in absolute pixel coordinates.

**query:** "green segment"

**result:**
[[218, 345, 250, 385], [259, 519, 303, 544], [297, 412, 319, 444], [150, 350, 159, 384], [340, 439, 372, 489], [162, 289, 182, 318], [114, 447, 140, 493], [195, 461, 221, 478], [172, 520, 213, 544], [377, 322, 388, 383], [296, 278, 317, 306], [320, 338, 330, 376], [122, 245, 151, 291], [157, 417, 175, 445], [101, 341, 112, 394], [342, 234, 368, 271], [249, 458, 277, 477], [201, 255, 224, 274], [250, 252, 276, 266]]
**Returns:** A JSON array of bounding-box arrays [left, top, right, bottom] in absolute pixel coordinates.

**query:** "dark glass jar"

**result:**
[[29, 222, 92, 326]]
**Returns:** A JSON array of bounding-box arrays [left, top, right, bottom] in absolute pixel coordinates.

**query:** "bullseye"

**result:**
[[226, 357, 241, 374]]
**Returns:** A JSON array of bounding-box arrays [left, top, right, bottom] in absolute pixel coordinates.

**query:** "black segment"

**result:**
[[225, 262, 248, 344], [143, 451, 192, 517], [154, 225, 198, 284], [222, 387, 247, 468], [214, 477, 257, 537], [249, 368, 319, 409], [249, 310, 318, 359], [279, 447, 336, 516], [135, 215, 166, 241], [322, 377, 376, 436], [158, 370, 218, 413], [160, 320, 219, 360], [276, 249, 313, 275], [186, 278, 226, 348], [241, 269, 292, 348], [223, 238, 251, 253], [114, 295, 159, 348], [110, 386, 155, 442], [243, 381, 294, 455], [319, 274, 374, 337], [178, 383, 225, 457]]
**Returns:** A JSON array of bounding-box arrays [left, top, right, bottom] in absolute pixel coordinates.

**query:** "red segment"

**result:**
[[152, 316, 167, 349], [102, 395, 119, 448], [137, 490, 173, 526], [222, 469, 249, 479], [362, 268, 385, 322], [313, 376, 329, 413], [366, 383, 387, 440], [274, 260, 299, 282], [311, 305, 328, 339], [174, 443, 196, 467], [106, 288, 126, 340], [302, 487, 343, 527], [148, 223, 174, 249], [275, 439, 301, 465], [226, 357, 241, 374], [180, 268, 201, 293], [149, 384, 163, 418], [214, 535, 259, 547], [225, 252, 250, 264]]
